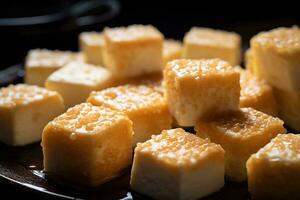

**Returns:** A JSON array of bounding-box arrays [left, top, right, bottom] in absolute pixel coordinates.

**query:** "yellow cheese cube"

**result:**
[[164, 59, 240, 127], [103, 25, 164, 78], [45, 62, 114, 108], [0, 84, 65, 146], [251, 26, 300, 91], [274, 89, 300, 131], [130, 128, 225, 200], [79, 32, 104, 66], [87, 84, 172, 146], [247, 134, 300, 200], [42, 103, 133, 186], [238, 67, 277, 116], [25, 49, 85, 87], [183, 27, 241, 65], [163, 39, 182, 66], [195, 107, 286, 182]]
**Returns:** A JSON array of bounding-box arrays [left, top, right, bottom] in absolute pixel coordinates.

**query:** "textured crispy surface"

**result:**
[[0, 84, 60, 107], [253, 134, 300, 162], [48, 103, 128, 134], [26, 49, 84, 68], [184, 27, 240, 48], [251, 26, 300, 55], [135, 128, 224, 168], [166, 58, 236, 79], [104, 25, 163, 43], [88, 84, 165, 113], [47, 62, 113, 86]]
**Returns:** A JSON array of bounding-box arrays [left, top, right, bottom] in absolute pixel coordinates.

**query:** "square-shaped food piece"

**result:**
[[274, 89, 300, 131], [195, 107, 286, 182], [238, 67, 277, 116], [103, 25, 164, 78], [183, 27, 241, 65], [45, 62, 114, 108], [42, 103, 133, 186], [130, 128, 225, 200], [0, 84, 65, 146], [79, 32, 104, 66], [251, 26, 300, 91], [25, 49, 85, 86], [164, 58, 240, 127], [88, 84, 172, 146], [163, 39, 182, 66], [247, 134, 300, 200]]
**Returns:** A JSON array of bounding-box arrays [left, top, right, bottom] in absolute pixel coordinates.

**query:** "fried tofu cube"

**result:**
[[130, 128, 225, 200], [103, 25, 164, 78], [42, 103, 133, 186], [251, 26, 300, 91], [0, 84, 65, 146], [274, 89, 300, 131], [163, 39, 182, 66], [195, 107, 286, 182], [79, 32, 104, 66], [183, 27, 241, 65], [247, 134, 300, 200], [45, 62, 114, 108], [238, 67, 277, 116], [164, 59, 240, 127], [25, 49, 85, 86], [88, 84, 172, 146]]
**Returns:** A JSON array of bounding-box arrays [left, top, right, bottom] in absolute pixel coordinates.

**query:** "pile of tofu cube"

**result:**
[[0, 24, 300, 200]]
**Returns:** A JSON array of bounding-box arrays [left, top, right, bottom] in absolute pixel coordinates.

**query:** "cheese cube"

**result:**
[[238, 67, 277, 116], [247, 134, 300, 200], [45, 62, 114, 108], [42, 103, 133, 186], [183, 27, 241, 65], [0, 84, 65, 146], [163, 39, 182, 66], [274, 89, 300, 131], [25, 49, 85, 87], [130, 128, 225, 200], [164, 59, 240, 127], [103, 25, 164, 78], [250, 26, 300, 91], [195, 107, 286, 182], [87, 84, 172, 146], [79, 32, 104, 66]]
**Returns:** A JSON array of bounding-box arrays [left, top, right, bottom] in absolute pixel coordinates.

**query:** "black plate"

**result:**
[[0, 64, 252, 200], [0, 140, 250, 200]]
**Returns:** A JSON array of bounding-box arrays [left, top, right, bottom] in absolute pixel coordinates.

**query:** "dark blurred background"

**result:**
[[0, 0, 299, 71], [0, 0, 299, 198]]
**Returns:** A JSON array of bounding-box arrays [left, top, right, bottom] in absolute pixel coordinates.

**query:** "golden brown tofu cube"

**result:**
[[79, 32, 105, 66], [0, 84, 65, 146], [164, 58, 240, 127], [195, 107, 286, 182], [163, 39, 182, 66], [103, 25, 164, 78], [238, 67, 277, 116], [87, 84, 172, 146], [274, 89, 300, 131], [45, 62, 115, 108], [25, 49, 85, 86], [183, 27, 241, 65], [131, 128, 225, 200], [42, 103, 133, 186], [247, 134, 300, 200], [250, 26, 300, 91]]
